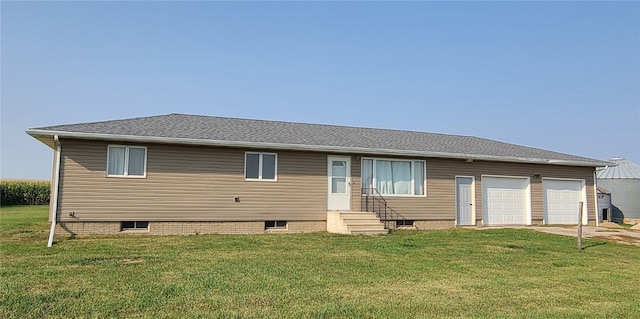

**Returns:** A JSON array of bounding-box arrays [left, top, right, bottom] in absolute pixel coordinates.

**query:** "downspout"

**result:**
[[593, 168, 599, 227], [47, 135, 61, 247]]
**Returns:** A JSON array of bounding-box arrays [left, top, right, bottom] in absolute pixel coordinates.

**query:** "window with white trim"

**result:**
[[245, 152, 277, 180], [361, 158, 425, 196], [107, 146, 147, 177]]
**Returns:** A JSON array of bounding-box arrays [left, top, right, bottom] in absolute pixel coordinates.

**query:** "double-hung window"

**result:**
[[361, 158, 425, 196], [245, 152, 277, 180], [107, 146, 147, 177]]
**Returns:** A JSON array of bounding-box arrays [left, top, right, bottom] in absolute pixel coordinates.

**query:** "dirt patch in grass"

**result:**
[[592, 235, 640, 247]]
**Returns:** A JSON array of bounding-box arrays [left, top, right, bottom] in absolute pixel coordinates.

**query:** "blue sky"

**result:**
[[2, 1, 639, 179]]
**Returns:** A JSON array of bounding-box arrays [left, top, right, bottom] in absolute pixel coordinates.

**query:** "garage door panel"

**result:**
[[544, 179, 584, 225], [483, 177, 529, 226]]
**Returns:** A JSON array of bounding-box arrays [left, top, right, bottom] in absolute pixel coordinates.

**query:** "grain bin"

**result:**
[[596, 157, 640, 223]]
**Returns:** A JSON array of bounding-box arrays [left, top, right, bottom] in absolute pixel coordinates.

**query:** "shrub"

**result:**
[[0, 180, 50, 206]]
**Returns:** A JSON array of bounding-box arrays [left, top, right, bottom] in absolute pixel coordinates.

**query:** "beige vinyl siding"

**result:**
[[57, 139, 597, 224], [57, 139, 326, 222], [350, 157, 596, 222]]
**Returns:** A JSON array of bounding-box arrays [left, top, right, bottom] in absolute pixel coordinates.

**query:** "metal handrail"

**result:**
[[361, 188, 415, 229]]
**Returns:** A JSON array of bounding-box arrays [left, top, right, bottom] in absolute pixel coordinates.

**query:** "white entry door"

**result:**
[[327, 156, 351, 211], [456, 177, 474, 226]]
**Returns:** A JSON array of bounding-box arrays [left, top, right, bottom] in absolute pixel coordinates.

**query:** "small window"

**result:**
[[107, 146, 147, 177], [265, 220, 287, 229], [121, 221, 149, 231], [396, 220, 414, 227], [245, 152, 277, 180]]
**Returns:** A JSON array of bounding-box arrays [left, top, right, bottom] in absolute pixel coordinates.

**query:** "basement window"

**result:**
[[265, 220, 287, 230], [396, 220, 415, 227], [121, 221, 149, 231]]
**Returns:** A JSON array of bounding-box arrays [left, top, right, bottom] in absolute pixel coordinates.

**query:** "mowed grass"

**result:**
[[1, 206, 639, 319]]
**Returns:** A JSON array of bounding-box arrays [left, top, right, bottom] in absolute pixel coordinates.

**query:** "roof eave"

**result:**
[[26, 129, 610, 167]]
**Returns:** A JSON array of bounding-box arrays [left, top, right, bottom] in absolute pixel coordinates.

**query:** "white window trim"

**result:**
[[106, 145, 147, 178], [244, 152, 278, 181], [361, 157, 426, 197]]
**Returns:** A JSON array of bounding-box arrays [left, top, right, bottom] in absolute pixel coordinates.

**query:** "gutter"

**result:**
[[26, 129, 613, 168], [47, 135, 61, 248]]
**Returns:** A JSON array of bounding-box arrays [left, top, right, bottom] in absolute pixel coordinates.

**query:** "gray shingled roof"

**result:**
[[597, 158, 640, 179], [27, 113, 609, 167]]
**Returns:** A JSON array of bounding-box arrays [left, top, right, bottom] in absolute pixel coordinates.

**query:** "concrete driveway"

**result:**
[[529, 225, 640, 247], [478, 223, 640, 247]]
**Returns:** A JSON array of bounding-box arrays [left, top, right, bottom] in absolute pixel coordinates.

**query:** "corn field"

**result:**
[[0, 180, 50, 205]]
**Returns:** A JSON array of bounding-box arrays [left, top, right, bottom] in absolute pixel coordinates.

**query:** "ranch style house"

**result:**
[[27, 113, 611, 238]]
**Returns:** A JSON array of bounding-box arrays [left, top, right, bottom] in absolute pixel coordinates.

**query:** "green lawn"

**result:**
[[1, 206, 639, 319]]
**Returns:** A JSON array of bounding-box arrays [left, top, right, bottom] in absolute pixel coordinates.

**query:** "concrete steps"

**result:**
[[327, 211, 389, 235]]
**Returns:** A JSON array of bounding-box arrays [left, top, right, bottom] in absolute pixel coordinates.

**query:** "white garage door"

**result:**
[[483, 177, 529, 225], [543, 179, 584, 225]]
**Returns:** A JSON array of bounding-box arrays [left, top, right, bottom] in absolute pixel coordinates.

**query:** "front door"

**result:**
[[456, 177, 474, 226], [327, 156, 351, 211]]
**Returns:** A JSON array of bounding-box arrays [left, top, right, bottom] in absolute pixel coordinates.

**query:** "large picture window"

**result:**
[[245, 152, 277, 180], [361, 158, 425, 196], [107, 146, 147, 177]]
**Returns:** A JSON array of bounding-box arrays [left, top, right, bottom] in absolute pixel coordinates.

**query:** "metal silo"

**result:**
[[596, 157, 640, 223]]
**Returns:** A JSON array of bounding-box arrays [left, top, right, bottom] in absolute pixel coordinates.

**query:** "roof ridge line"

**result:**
[[166, 113, 486, 139]]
